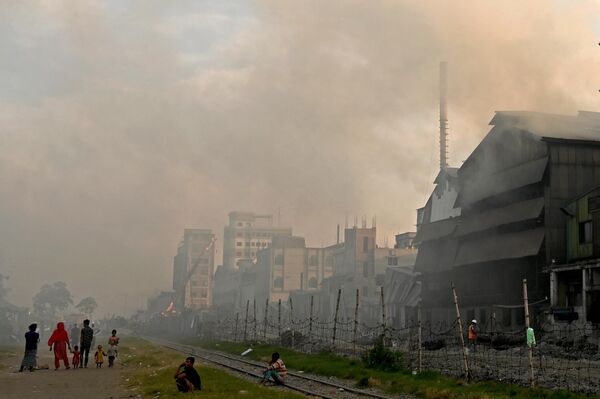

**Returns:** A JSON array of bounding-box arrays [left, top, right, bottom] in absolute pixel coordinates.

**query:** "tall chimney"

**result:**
[[439, 61, 448, 169]]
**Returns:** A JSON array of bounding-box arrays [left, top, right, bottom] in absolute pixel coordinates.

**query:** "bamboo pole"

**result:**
[[253, 299, 257, 341], [278, 299, 282, 341], [234, 312, 239, 342], [353, 288, 359, 356], [243, 299, 249, 342], [451, 283, 470, 379], [289, 297, 295, 348], [523, 279, 535, 387], [380, 286, 387, 346], [263, 298, 269, 341], [418, 303, 423, 373], [332, 289, 342, 348], [308, 295, 314, 352]]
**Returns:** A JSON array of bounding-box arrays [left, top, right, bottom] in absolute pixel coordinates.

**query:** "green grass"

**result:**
[[120, 338, 305, 399], [186, 340, 598, 399]]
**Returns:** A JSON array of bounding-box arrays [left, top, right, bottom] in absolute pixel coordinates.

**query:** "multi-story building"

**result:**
[[222, 212, 292, 269], [172, 229, 215, 310]]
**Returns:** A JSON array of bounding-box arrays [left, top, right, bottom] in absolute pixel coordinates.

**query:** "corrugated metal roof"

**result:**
[[490, 111, 600, 142], [414, 217, 458, 243], [453, 227, 544, 267], [456, 197, 544, 236], [456, 156, 547, 207]]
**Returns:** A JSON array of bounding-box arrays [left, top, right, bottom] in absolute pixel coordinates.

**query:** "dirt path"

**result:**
[[0, 347, 128, 399]]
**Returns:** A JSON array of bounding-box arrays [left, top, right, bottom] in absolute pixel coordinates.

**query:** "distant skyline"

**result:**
[[1, 1, 599, 316]]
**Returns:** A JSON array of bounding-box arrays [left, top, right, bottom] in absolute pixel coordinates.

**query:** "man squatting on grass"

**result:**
[[174, 357, 202, 392]]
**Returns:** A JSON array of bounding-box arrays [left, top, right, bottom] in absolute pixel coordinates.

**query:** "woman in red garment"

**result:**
[[48, 322, 71, 370]]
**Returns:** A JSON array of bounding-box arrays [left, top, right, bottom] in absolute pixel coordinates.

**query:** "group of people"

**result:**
[[19, 319, 120, 371], [172, 351, 287, 393]]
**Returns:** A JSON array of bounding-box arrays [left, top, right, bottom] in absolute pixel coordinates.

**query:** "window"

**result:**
[[273, 276, 283, 289], [387, 257, 398, 266], [275, 254, 284, 265], [363, 237, 369, 252], [363, 262, 369, 278], [236, 251, 242, 257], [309, 255, 318, 266], [236, 242, 242, 247], [325, 256, 333, 267], [579, 221, 592, 244], [237, 222, 243, 227], [199, 288, 207, 298], [308, 277, 318, 289]]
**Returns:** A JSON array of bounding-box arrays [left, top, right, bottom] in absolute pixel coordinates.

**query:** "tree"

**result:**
[[75, 296, 97, 316], [32, 281, 73, 321]]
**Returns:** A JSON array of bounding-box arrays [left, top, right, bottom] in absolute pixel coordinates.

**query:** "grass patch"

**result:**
[[187, 340, 595, 399], [120, 338, 305, 399]]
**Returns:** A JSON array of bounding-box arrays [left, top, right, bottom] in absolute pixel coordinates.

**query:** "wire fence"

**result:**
[[146, 288, 600, 394]]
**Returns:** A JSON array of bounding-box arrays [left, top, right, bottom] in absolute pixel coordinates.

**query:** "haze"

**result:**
[[1, 0, 599, 315]]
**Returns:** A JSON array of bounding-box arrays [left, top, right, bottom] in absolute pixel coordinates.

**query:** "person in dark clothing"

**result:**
[[79, 319, 94, 368], [174, 357, 201, 392], [19, 323, 39, 372], [70, 323, 80, 348]]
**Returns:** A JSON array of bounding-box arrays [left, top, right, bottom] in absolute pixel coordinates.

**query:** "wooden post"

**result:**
[[418, 303, 423, 373], [332, 288, 342, 348], [380, 286, 387, 346], [243, 299, 249, 342], [253, 299, 257, 341], [523, 279, 535, 387], [353, 289, 360, 355], [289, 297, 295, 348], [451, 283, 470, 379], [278, 299, 282, 341], [263, 298, 269, 340], [308, 295, 314, 352], [234, 312, 239, 342]]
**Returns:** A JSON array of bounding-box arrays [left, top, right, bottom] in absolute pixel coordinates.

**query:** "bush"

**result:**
[[362, 336, 403, 372]]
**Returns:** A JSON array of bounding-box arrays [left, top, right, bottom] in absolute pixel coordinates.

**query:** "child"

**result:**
[[71, 345, 81, 369], [259, 352, 287, 385], [94, 345, 107, 368], [106, 345, 117, 368]]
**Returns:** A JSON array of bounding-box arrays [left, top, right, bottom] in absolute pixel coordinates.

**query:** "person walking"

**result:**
[[48, 322, 71, 370], [19, 323, 39, 372], [80, 319, 94, 368], [468, 319, 478, 353], [70, 323, 80, 348]]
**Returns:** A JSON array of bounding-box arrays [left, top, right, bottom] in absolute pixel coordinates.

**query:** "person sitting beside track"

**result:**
[[174, 356, 202, 392], [260, 352, 287, 386]]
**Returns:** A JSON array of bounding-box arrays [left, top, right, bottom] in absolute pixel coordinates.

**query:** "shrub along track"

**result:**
[[146, 337, 407, 399]]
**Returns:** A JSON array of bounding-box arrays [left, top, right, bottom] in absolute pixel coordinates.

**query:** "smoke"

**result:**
[[0, 0, 598, 314]]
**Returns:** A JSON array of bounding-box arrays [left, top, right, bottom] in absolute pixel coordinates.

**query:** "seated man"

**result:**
[[260, 352, 287, 385], [174, 357, 201, 392]]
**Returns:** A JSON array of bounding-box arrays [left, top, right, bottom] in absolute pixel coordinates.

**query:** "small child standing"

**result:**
[[72, 345, 81, 369], [106, 345, 117, 368], [94, 345, 107, 368]]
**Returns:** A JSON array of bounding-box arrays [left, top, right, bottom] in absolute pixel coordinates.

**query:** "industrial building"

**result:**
[[416, 111, 600, 328]]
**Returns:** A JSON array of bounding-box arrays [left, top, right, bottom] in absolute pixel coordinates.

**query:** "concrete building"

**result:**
[[172, 229, 215, 310], [222, 212, 292, 269], [214, 211, 292, 312], [253, 236, 333, 307]]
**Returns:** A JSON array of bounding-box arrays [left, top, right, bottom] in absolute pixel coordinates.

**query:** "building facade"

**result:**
[[172, 229, 215, 310]]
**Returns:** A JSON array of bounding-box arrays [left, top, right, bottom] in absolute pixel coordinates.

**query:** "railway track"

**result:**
[[147, 337, 407, 399]]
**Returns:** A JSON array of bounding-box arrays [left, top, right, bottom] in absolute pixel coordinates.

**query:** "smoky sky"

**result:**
[[1, 0, 599, 315]]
